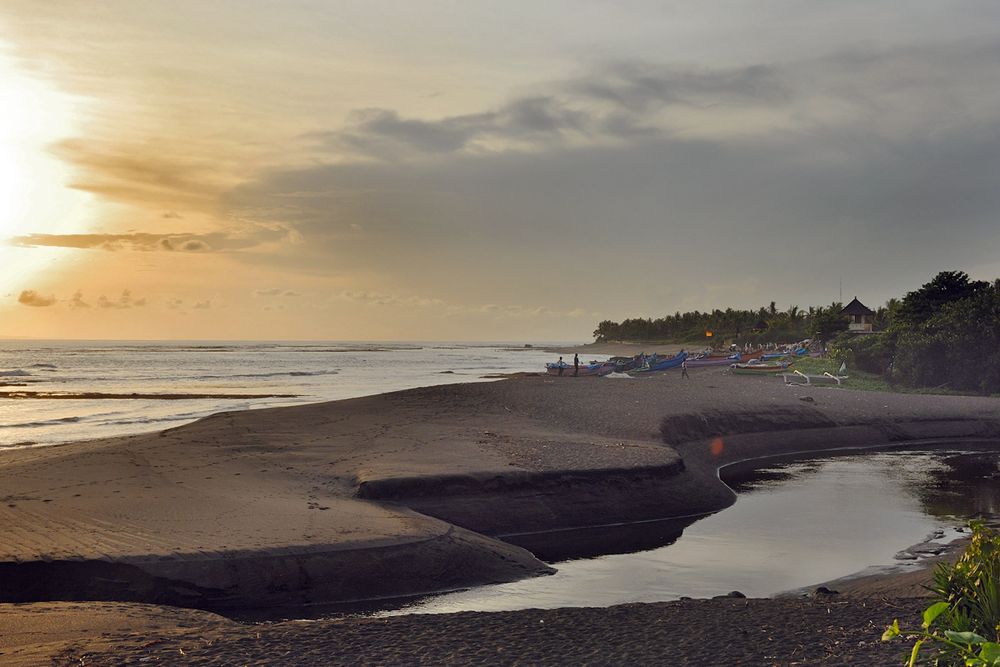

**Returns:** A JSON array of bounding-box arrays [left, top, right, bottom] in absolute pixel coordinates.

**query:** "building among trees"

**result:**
[[840, 297, 875, 333]]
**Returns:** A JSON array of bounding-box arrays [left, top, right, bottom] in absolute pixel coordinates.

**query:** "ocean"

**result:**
[[0, 340, 568, 450]]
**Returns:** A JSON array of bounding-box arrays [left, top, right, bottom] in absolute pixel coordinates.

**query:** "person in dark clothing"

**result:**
[[573, 353, 579, 376], [557, 356, 565, 376], [681, 359, 689, 379]]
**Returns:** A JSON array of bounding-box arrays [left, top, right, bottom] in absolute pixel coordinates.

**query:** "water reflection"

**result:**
[[384, 446, 999, 616], [908, 450, 1000, 519]]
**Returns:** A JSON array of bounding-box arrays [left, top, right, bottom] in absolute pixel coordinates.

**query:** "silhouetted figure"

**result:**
[[573, 353, 579, 377], [557, 356, 565, 376], [681, 359, 689, 379]]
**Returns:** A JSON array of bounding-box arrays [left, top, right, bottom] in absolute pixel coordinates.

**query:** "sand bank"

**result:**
[[0, 370, 997, 612], [0, 368, 998, 662]]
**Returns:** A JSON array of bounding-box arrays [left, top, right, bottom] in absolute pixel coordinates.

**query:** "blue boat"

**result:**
[[631, 351, 688, 372]]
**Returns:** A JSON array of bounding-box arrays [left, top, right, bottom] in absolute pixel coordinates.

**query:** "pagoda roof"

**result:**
[[840, 297, 875, 316]]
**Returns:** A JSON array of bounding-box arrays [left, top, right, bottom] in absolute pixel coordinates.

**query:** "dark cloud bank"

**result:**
[[221, 41, 1000, 313]]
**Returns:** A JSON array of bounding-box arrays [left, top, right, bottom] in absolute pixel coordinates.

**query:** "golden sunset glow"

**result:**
[[1, 3, 999, 340], [0, 45, 88, 292]]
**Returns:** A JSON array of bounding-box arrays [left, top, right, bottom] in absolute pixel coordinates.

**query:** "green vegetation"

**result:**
[[593, 300, 847, 345], [594, 270, 1000, 395], [832, 272, 1000, 395], [883, 522, 1000, 666]]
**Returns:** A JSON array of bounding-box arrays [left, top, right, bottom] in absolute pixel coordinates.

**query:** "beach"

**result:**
[[1, 367, 998, 664]]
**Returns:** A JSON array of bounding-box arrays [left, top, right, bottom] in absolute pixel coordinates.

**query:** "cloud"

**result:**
[[17, 290, 56, 307], [567, 61, 788, 112], [311, 95, 591, 159], [8, 227, 293, 253], [192, 299, 212, 309], [303, 62, 789, 161], [223, 41, 1000, 314], [336, 290, 446, 308], [68, 290, 90, 308], [333, 289, 595, 320], [253, 288, 301, 297], [302, 42, 1000, 166], [97, 290, 146, 309], [48, 138, 230, 211]]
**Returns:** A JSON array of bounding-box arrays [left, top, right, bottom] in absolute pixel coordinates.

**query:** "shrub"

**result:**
[[884, 522, 1000, 665]]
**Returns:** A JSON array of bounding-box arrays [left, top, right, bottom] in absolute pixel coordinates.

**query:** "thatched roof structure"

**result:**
[[840, 297, 874, 316]]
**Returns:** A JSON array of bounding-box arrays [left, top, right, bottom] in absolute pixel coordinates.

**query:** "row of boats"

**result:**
[[545, 347, 816, 377]]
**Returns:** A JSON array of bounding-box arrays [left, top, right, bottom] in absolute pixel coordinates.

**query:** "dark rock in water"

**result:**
[[713, 591, 746, 599], [678, 596, 693, 601], [799, 396, 815, 403], [813, 586, 839, 596], [439, 371, 455, 374]]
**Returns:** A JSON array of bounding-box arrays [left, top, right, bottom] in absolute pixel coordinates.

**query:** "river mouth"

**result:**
[[371, 443, 999, 616]]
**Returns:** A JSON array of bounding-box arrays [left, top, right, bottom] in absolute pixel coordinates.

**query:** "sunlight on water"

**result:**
[[0, 340, 568, 448]]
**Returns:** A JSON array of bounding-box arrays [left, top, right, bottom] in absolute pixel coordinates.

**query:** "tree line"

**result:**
[[593, 302, 860, 345], [593, 271, 1000, 395]]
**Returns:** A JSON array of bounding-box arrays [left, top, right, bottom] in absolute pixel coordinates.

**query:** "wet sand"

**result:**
[[0, 390, 300, 399], [0, 368, 998, 663]]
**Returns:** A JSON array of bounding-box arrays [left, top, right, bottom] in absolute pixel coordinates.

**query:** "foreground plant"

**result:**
[[883, 522, 1000, 665], [882, 601, 1000, 666]]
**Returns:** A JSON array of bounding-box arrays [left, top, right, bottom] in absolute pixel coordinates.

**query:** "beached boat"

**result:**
[[729, 361, 791, 374], [685, 354, 739, 367], [783, 370, 848, 386], [631, 351, 688, 372], [608, 355, 643, 372], [546, 361, 615, 377]]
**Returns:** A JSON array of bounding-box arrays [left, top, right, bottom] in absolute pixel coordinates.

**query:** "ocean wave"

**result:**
[[187, 370, 339, 380], [0, 369, 31, 377], [28, 363, 57, 369], [97, 414, 204, 426], [1, 416, 82, 429]]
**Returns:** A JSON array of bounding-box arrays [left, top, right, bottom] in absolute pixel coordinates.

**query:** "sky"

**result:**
[[2, 1, 1000, 341]]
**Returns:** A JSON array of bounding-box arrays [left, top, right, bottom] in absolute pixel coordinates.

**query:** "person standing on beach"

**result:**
[[681, 358, 689, 379], [573, 353, 579, 377], [557, 356, 565, 376]]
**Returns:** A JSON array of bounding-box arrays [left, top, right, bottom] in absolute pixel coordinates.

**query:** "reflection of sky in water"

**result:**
[[388, 450, 993, 616]]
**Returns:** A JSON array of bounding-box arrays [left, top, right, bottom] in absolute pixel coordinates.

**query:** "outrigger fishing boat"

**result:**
[[685, 354, 739, 367], [729, 360, 791, 374], [607, 355, 644, 372], [783, 369, 848, 386], [545, 360, 616, 376], [631, 351, 688, 373]]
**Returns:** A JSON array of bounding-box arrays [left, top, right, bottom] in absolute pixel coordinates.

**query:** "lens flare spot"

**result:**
[[710, 437, 725, 457]]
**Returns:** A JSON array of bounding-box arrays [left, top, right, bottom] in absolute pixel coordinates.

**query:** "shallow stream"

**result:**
[[384, 445, 1000, 615]]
